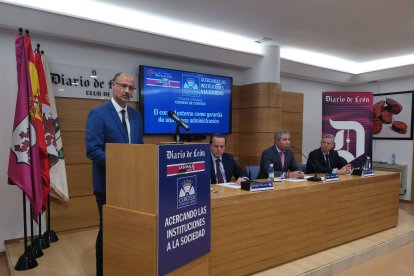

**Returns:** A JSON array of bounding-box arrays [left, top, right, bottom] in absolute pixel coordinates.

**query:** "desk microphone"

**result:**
[[168, 110, 190, 131], [291, 146, 322, 182]]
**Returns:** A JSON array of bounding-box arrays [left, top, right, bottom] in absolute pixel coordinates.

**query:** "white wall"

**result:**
[[0, 29, 27, 253], [280, 77, 344, 158], [350, 79, 414, 200], [281, 76, 414, 201]]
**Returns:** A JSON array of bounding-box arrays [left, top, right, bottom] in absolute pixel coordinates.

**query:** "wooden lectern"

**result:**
[[103, 144, 209, 275]]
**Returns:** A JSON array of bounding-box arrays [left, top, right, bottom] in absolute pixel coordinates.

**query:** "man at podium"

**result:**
[[85, 72, 144, 276], [209, 133, 248, 184]]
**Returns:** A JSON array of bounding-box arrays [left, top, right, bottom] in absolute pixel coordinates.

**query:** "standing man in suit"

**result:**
[[85, 72, 143, 276], [306, 133, 351, 174], [258, 130, 304, 179], [210, 134, 248, 184]]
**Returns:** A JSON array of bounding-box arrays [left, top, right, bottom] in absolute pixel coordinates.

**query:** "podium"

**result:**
[[103, 143, 210, 275]]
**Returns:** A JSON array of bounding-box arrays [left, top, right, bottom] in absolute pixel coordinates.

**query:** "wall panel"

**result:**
[[239, 83, 281, 108], [281, 91, 304, 112], [61, 131, 89, 165], [239, 107, 281, 133], [66, 164, 93, 197], [51, 195, 98, 232]]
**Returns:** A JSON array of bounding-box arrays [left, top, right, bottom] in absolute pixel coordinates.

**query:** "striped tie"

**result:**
[[215, 159, 224, 183]]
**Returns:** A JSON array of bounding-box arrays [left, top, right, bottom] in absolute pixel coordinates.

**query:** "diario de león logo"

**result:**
[[177, 175, 197, 209]]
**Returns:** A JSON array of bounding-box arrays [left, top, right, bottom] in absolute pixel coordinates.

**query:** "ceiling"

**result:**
[[96, 0, 414, 73], [4, 0, 414, 74]]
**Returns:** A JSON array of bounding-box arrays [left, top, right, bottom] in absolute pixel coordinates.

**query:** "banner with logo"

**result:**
[[48, 62, 139, 101], [322, 92, 373, 168], [158, 144, 210, 275]]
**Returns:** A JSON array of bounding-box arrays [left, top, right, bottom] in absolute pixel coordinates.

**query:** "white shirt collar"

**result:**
[[275, 145, 283, 153], [111, 98, 127, 113], [211, 153, 221, 161]]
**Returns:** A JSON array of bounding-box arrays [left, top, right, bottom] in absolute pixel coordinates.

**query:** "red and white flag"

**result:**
[[42, 54, 69, 201], [25, 35, 50, 212]]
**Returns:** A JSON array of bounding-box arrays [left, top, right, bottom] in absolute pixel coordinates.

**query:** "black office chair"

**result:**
[[246, 165, 260, 180]]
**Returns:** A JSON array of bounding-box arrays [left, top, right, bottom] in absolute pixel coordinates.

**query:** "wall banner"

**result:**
[[48, 62, 139, 101], [322, 92, 373, 168], [158, 143, 210, 275]]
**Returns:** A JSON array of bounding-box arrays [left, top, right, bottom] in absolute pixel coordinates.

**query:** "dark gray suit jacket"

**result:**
[[210, 152, 247, 184], [306, 148, 347, 174], [258, 145, 300, 179]]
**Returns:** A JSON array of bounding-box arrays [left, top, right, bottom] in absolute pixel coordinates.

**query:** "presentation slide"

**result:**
[[139, 65, 232, 134]]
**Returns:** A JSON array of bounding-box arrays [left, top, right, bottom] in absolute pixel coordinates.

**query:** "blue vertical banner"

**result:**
[[158, 144, 210, 275]]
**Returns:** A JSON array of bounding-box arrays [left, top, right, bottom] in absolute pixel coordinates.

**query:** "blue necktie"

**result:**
[[121, 109, 128, 135]]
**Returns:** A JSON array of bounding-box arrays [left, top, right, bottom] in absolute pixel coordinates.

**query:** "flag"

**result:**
[[42, 54, 69, 201], [8, 33, 43, 219], [35, 52, 58, 165], [25, 35, 50, 212], [35, 50, 59, 207]]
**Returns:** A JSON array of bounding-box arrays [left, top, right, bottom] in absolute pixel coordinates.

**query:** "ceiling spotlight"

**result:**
[[254, 37, 272, 43]]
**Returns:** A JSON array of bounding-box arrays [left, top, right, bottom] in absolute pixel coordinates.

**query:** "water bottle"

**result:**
[[268, 163, 275, 181], [364, 156, 371, 170], [391, 153, 396, 165]]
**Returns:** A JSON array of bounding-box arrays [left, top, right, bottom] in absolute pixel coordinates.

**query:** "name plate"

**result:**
[[362, 169, 375, 177], [250, 181, 274, 192], [324, 173, 340, 182]]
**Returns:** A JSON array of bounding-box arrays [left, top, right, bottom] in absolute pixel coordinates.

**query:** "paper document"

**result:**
[[274, 177, 309, 182], [216, 182, 241, 189]]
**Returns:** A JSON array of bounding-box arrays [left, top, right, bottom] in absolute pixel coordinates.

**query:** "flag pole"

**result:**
[[15, 192, 38, 270], [44, 194, 59, 243], [29, 206, 43, 258], [34, 213, 50, 250]]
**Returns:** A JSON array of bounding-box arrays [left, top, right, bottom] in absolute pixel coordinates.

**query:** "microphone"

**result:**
[[168, 110, 190, 131], [291, 146, 322, 182]]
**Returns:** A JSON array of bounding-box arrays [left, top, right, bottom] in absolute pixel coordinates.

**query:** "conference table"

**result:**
[[104, 144, 400, 276], [209, 171, 400, 275]]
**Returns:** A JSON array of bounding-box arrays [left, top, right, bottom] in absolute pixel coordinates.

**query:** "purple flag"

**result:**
[[8, 33, 43, 219]]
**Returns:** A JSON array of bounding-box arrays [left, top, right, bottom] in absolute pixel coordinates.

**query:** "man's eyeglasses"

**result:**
[[114, 82, 135, 91]]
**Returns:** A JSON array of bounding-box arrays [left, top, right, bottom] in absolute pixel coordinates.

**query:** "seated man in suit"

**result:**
[[306, 133, 352, 174], [258, 130, 304, 179], [210, 134, 248, 184]]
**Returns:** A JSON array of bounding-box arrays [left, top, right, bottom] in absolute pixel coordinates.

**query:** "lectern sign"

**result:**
[[158, 144, 210, 275]]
